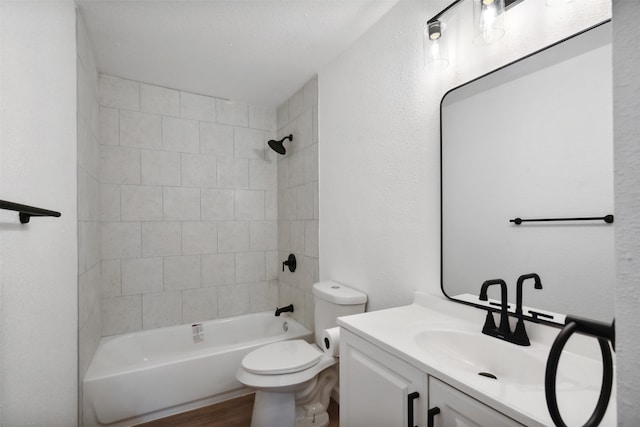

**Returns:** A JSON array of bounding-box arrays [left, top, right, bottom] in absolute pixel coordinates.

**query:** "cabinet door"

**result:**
[[428, 377, 524, 427], [340, 330, 425, 427]]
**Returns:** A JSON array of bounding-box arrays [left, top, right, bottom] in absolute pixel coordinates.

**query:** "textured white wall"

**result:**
[[318, 0, 610, 310], [0, 1, 78, 425], [613, 1, 640, 425]]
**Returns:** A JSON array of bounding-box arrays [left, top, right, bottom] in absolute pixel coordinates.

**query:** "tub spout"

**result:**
[[275, 304, 294, 316]]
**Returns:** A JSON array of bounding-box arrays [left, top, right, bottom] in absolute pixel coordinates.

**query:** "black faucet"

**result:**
[[479, 279, 511, 340], [275, 304, 294, 317], [511, 273, 543, 346]]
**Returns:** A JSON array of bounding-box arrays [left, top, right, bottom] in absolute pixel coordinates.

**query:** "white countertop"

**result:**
[[337, 292, 616, 426]]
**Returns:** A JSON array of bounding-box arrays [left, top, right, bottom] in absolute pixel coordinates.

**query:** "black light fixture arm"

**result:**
[[427, 0, 523, 25], [0, 199, 62, 224]]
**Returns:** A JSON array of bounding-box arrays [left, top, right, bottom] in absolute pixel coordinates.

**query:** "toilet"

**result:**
[[236, 281, 367, 427]]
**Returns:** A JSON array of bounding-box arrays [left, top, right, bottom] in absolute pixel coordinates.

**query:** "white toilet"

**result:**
[[236, 281, 367, 427]]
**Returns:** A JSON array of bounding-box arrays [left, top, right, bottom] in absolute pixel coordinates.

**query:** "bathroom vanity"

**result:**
[[337, 293, 616, 427]]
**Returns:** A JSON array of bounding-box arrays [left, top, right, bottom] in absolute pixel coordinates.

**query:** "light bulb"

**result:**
[[474, 0, 505, 46]]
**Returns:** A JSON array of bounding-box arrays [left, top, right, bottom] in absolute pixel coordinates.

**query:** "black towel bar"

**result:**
[[0, 199, 61, 223], [510, 215, 614, 225]]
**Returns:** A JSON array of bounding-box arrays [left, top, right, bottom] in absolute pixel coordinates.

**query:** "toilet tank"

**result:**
[[312, 281, 367, 347]]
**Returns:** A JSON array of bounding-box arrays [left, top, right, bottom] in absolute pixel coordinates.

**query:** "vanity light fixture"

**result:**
[[424, 0, 525, 69], [424, 20, 449, 69], [473, 0, 505, 46]]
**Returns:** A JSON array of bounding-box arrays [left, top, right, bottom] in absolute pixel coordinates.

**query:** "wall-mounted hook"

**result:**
[[282, 254, 297, 272]]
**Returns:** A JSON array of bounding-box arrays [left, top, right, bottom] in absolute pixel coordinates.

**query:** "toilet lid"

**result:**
[[241, 340, 322, 375]]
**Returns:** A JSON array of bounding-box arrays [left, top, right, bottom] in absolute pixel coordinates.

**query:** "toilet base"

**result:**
[[250, 391, 296, 427], [249, 367, 337, 427]]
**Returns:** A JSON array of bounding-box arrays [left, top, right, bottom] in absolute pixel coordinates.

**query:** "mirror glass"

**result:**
[[441, 22, 614, 324]]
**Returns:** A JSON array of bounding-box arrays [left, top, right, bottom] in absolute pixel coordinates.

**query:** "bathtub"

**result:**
[[83, 311, 311, 426]]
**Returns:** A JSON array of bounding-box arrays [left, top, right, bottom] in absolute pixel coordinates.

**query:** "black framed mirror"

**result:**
[[441, 20, 614, 325]]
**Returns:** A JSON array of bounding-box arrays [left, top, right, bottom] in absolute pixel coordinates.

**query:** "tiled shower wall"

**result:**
[[77, 11, 101, 395], [276, 77, 319, 331], [99, 75, 278, 335]]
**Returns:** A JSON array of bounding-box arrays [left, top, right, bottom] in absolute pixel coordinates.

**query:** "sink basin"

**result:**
[[414, 329, 546, 387]]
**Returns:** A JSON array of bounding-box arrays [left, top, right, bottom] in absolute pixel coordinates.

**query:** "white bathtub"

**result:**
[[83, 312, 311, 426]]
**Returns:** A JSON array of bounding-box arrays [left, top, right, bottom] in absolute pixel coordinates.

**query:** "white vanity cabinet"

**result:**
[[340, 329, 426, 427], [340, 328, 524, 427], [428, 377, 524, 427]]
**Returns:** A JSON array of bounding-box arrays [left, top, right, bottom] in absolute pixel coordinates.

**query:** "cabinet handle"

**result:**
[[427, 407, 440, 427], [408, 392, 420, 427]]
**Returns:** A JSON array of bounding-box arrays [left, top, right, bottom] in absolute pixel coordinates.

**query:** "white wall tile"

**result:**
[[278, 156, 290, 189], [217, 158, 248, 189], [312, 104, 318, 144], [181, 153, 217, 188], [79, 264, 100, 326], [78, 115, 99, 179], [216, 99, 248, 127], [250, 221, 277, 251], [217, 221, 249, 253], [182, 221, 217, 255], [278, 281, 292, 307], [141, 149, 181, 186], [249, 159, 277, 190], [303, 78, 318, 112], [265, 190, 278, 221], [121, 185, 163, 221], [99, 75, 139, 110], [288, 88, 304, 121], [283, 187, 297, 220], [288, 150, 304, 187], [77, 169, 97, 221], [235, 190, 264, 220], [234, 127, 265, 159], [99, 107, 119, 146], [201, 188, 234, 220], [236, 252, 266, 283], [303, 144, 318, 184], [101, 222, 141, 259], [102, 295, 142, 336], [290, 221, 305, 254], [122, 257, 163, 295], [266, 250, 278, 280], [218, 284, 251, 318], [289, 286, 306, 326], [249, 281, 277, 312], [140, 83, 179, 116], [164, 255, 201, 290], [142, 292, 182, 329], [277, 102, 289, 130], [181, 91, 216, 122], [278, 220, 291, 251], [162, 117, 199, 153], [182, 287, 218, 323], [202, 253, 235, 286], [249, 106, 276, 131], [313, 182, 319, 220], [100, 145, 141, 184], [142, 221, 182, 257], [200, 122, 233, 157], [304, 220, 319, 258], [86, 221, 101, 269], [120, 110, 162, 149], [163, 187, 200, 221], [296, 183, 313, 220], [101, 259, 121, 298], [294, 109, 313, 150]]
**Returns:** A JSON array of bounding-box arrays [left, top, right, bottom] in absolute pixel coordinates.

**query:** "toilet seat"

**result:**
[[242, 340, 322, 375]]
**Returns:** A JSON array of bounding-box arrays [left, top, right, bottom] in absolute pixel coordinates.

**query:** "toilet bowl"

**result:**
[[236, 281, 367, 427]]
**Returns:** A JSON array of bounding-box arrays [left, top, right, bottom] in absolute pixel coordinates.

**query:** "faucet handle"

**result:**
[[282, 253, 297, 272]]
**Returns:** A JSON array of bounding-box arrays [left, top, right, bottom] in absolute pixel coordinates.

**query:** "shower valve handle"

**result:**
[[282, 253, 297, 272]]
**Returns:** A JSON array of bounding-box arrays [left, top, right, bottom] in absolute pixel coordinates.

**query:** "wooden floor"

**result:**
[[136, 393, 339, 427]]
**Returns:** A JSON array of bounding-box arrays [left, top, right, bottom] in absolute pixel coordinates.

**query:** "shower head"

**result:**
[[268, 134, 293, 155]]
